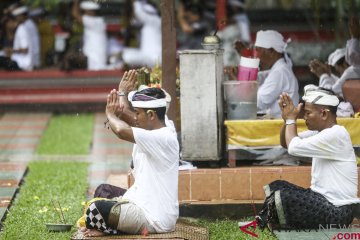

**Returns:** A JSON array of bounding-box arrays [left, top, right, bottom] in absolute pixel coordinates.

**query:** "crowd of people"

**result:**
[[0, 1, 186, 71], [0, 0, 250, 72]]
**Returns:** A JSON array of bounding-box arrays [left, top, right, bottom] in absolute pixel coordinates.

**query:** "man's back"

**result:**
[[123, 126, 179, 232]]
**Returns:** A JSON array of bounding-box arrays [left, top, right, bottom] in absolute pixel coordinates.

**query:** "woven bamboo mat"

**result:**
[[71, 222, 209, 240]]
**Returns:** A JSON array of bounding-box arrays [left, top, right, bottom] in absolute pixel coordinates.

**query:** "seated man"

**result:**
[[81, 70, 179, 237], [309, 16, 360, 96], [235, 30, 299, 118], [256, 85, 359, 230], [309, 48, 345, 90], [0, 5, 34, 71]]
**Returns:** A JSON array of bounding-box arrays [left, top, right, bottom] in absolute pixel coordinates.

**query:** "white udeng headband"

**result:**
[[12, 6, 28, 16], [254, 30, 288, 53], [302, 85, 339, 106], [128, 91, 167, 108], [131, 99, 167, 108]]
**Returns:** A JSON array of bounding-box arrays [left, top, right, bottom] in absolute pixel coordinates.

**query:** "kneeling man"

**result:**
[[82, 70, 179, 237], [256, 85, 359, 230]]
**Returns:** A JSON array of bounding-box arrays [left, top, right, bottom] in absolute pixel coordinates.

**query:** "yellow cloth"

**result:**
[[225, 118, 360, 149]]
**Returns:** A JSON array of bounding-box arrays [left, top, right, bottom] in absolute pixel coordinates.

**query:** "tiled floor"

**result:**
[[0, 113, 51, 162]]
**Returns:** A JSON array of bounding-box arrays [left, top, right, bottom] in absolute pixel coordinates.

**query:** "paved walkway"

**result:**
[[88, 113, 133, 196], [0, 112, 133, 222], [0, 113, 51, 162], [0, 113, 52, 222]]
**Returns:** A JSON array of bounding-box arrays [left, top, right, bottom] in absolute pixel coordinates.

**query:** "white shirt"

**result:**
[[257, 58, 299, 118], [332, 38, 360, 96], [288, 125, 359, 206], [11, 23, 33, 71], [122, 1, 161, 67], [318, 73, 354, 116], [346, 38, 360, 66], [24, 19, 40, 67], [82, 15, 107, 70], [123, 127, 179, 232], [319, 73, 338, 90]]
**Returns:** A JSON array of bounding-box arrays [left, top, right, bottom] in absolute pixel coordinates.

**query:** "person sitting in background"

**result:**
[[120, 0, 161, 68], [80, 70, 179, 237], [62, 0, 107, 71], [0, 5, 36, 71], [333, 16, 360, 95], [309, 16, 360, 97], [308, 48, 344, 90], [332, 16, 360, 96], [309, 49, 356, 117], [308, 17, 360, 116], [235, 30, 299, 118], [256, 85, 359, 230]]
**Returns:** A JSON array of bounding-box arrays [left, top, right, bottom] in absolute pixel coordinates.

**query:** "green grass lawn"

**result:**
[[0, 161, 89, 240], [198, 218, 277, 240], [36, 114, 94, 155]]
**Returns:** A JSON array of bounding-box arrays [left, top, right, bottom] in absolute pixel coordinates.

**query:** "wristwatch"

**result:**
[[285, 119, 296, 125], [118, 91, 126, 96]]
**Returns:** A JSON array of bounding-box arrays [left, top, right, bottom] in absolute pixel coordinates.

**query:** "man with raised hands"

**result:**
[[81, 70, 179, 237]]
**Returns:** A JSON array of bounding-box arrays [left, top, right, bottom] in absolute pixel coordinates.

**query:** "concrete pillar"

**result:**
[[179, 49, 224, 161]]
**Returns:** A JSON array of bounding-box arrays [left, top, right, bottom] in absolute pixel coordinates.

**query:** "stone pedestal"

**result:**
[[179, 50, 224, 161]]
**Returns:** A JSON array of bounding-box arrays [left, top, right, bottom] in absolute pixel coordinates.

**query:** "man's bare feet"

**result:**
[[83, 229, 106, 237]]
